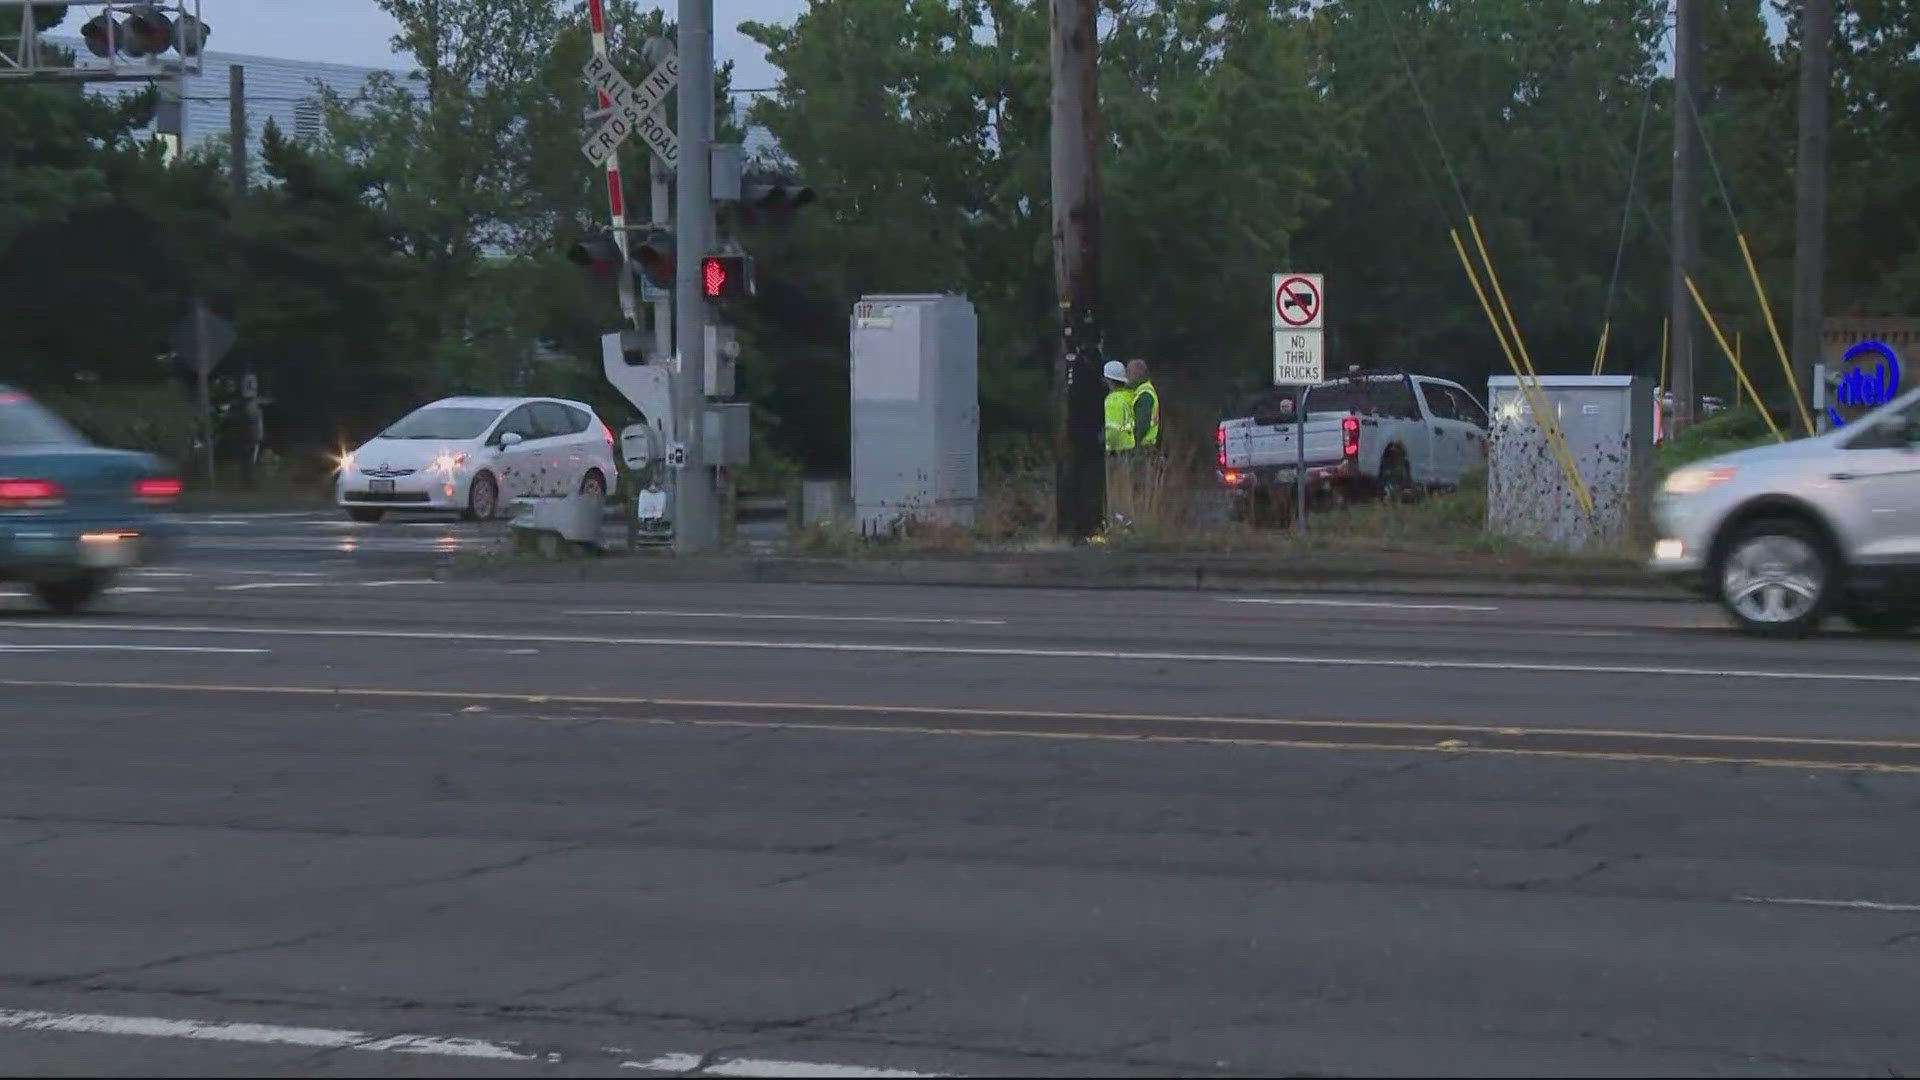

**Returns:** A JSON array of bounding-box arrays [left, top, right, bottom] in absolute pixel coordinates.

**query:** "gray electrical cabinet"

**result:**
[[850, 294, 979, 536], [1486, 374, 1654, 552]]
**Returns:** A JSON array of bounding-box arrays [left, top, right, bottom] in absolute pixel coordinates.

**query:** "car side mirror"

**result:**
[[498, 431, 524, 447]]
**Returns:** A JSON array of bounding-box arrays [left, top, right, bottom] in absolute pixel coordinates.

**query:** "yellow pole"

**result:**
[[1738, 232, 1815, 434], [1685, 276, 1784, 442], [1466, 216, 1594, 515], [1591, 321, 1612, 377], [1452, 229, 1589, 513]]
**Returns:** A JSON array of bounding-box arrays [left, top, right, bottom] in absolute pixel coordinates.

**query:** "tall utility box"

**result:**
[[850, 294, 979, 535], [1486, 374, 1654, 552]]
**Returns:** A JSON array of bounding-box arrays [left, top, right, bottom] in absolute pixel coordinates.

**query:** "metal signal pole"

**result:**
[[1667, 0, 1702, 435], [672, 0, 718, 552]]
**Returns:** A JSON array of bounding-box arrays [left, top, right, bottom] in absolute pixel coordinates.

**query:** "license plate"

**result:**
[[370, 479, 395, 495], [78, 536, 137, 568]]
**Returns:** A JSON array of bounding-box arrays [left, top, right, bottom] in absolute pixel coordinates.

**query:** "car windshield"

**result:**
[[379, 406, 501, 440], [0, 391, 87, 447]]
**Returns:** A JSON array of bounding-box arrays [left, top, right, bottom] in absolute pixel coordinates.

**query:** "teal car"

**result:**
[[0, 386, 180, 612]]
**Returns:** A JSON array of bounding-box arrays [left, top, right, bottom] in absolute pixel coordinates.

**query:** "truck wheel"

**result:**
[[1380, 452, 1415, 503], [1714, 517, 1834, 639]]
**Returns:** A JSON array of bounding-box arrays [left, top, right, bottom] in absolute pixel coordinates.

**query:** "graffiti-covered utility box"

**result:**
[[1486, 374, 1654, 552], [850, 294, 979, 536]]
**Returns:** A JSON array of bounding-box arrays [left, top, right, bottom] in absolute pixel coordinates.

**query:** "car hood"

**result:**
[[1694, 435, 1836, 472], [349, 438, 478, 471]]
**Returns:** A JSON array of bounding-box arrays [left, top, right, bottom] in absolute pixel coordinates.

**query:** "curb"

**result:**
[[444, 550, 1682, 602]]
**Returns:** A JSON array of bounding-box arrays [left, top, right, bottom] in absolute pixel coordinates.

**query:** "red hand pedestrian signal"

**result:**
[[701, 254, 752, 300]]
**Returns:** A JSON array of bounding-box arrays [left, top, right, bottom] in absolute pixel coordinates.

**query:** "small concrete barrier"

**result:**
[[508, 491, 607, 557]]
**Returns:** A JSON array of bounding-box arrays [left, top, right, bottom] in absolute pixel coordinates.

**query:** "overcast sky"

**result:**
[[206, 1, 804, 89]]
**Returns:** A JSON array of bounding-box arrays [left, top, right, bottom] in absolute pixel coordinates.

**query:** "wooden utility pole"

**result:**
[[1790, 0, 1833, 436], [1049, 0, 1104, 540], [228, 64, 247, 202], [1668, 0, 1702, 435]]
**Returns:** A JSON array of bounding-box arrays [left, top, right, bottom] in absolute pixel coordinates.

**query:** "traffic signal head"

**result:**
[[122, 5, 175, 56], [701, 254, 753, 301], [80, 4, 211, 60], [81, 14, 118, 57], [566, 229, 624, 277], [632, 228, 675, 290], [736, 175, 816, 229]]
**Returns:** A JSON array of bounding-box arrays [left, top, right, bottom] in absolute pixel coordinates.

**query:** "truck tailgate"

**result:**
[[1221, 418, 1346, 471]]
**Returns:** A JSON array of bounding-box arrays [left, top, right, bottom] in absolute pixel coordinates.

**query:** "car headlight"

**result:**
[[431, 452, 468, 475], [1663, 465, 1736, 495]]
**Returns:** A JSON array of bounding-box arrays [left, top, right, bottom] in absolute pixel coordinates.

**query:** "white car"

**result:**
[[337, 396, 618, 523]]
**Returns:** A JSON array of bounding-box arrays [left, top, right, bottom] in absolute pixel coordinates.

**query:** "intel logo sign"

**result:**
[[1829, 340, 1902, 428]]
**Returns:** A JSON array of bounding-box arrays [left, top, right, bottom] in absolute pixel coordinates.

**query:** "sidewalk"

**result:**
[[447, 545, 1678, 602]]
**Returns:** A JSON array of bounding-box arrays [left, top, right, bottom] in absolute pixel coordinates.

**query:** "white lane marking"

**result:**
[[216, 582, 332, 591], [227, 570, 330, 578], [0, 1008, 532, 1061], [106, 586, 184, 595], [7, 620, 1918, 685], [126, 570, 192, 578], [625, 1053, 940, 1078], [1737, 896, 1920, 913], [567, 609, 1006, 626], [1223, 597, 1498, 612], [359, 579, 443, 587], [0, 644, 267, 654], [0, 1006, 938, 1076]]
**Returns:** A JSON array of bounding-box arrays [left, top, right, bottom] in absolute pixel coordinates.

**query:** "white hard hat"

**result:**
[[1102, 360, 1127, 381]]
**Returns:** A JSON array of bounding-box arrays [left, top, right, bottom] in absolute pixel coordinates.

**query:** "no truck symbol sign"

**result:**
[[1273, 274, 1323, 330]]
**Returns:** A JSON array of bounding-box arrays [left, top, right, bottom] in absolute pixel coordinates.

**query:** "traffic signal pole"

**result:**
[[672, 0, 719, 552]]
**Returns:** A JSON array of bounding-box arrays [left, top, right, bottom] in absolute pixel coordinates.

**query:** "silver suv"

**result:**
[[1650, 388, 1920, 638]]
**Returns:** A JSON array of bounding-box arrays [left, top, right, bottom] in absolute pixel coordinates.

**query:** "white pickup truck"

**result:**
[[1215, 371, 1490, 521]]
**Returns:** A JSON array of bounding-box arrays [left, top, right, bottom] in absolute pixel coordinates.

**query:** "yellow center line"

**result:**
[[5, 678, 1920, 770]]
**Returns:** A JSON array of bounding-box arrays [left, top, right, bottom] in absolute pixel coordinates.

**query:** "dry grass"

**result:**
[[791, 456, 1636, 569]]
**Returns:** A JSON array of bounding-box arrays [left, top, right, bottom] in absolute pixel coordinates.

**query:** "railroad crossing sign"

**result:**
[[580, 51, 679, 168], [1272, 273, 1323, 330], [1271, 272, 1325, 385]]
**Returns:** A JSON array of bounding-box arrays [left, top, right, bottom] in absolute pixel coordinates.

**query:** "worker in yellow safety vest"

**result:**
[[1125, 358, 1161, 450], [1102, 360, 1135, 453]]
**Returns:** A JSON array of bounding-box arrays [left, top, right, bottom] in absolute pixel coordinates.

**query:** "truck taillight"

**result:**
[[1216, 423, 1227, 467], [1341, 416, 1360, 460]]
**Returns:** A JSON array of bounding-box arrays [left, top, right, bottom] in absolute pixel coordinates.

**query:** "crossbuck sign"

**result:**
[[581, 52, 679, 169]]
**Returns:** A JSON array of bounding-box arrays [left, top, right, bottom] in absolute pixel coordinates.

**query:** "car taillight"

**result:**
[[134, 477, 183, 502], [602, 422, 615, 447], [1216, 424, 1227, 467], [1341, 416, 1360, 460], [0, 478, 63, 508]]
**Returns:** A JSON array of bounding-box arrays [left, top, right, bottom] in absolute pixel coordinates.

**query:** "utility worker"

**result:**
[[1102, 360, 1134, 453], [1125, 359, 1161, 452]]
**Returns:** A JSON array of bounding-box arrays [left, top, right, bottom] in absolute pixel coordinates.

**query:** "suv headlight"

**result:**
[[1663, 465, 1737, 495]]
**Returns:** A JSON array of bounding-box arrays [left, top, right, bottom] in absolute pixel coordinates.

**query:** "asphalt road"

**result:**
[[2, 511, 1920, 1077]]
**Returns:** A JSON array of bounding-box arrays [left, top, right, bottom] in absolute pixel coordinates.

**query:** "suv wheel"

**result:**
[[1715, 517, 1834, 638]]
